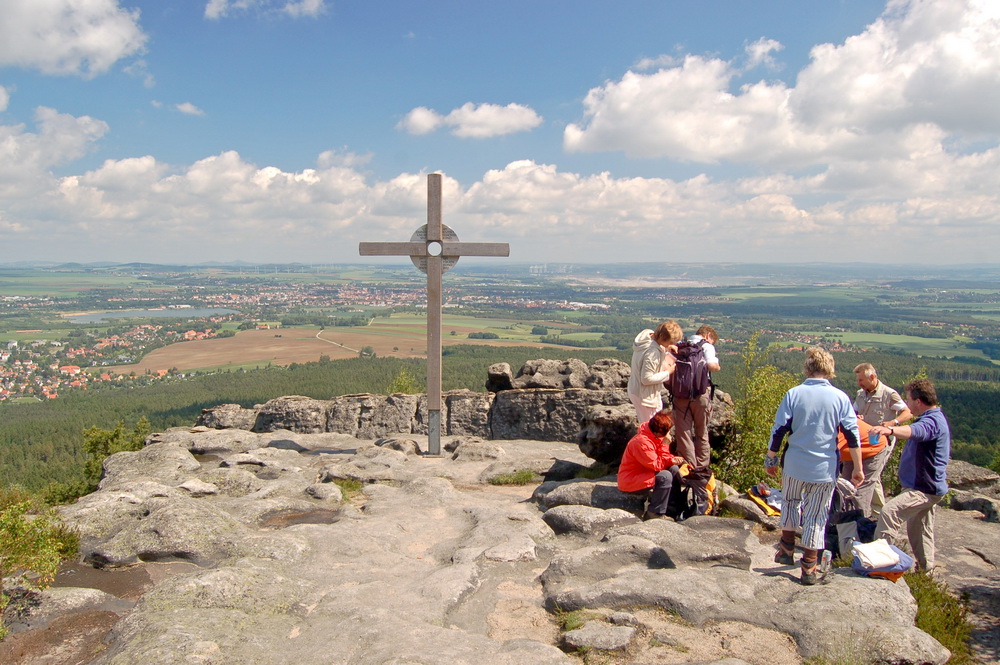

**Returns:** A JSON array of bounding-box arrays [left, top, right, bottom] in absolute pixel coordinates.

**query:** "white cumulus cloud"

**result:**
[[0, 0, 147, 77], [565, 0, 1000, 165], [396, 107, 444, 136], [175, 102, 206, 116], [744, 37, 783, 70], [398, 103, 543, 138], [205, 0, 326, 19]]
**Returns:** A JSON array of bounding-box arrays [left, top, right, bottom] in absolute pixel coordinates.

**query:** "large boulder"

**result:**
[[583, 358, 630, 389], [490, 388, 628, 441], [512, 358, 591, 389], [254, 395, 330, 433], [577, 403, 638, 465], [195, 403, 257, 430], [485, 362, 514, 393]]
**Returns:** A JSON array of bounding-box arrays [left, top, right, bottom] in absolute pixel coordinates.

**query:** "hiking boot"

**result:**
[[774, 542, 795, 565], [800, 563, 829, 586], [642, 511, 670, 521]]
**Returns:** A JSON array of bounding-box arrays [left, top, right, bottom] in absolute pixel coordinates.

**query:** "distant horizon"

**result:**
[[4, 260, 1000, 269]]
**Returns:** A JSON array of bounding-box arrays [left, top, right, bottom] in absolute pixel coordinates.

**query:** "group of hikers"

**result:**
[[619, 323, 951, 586]]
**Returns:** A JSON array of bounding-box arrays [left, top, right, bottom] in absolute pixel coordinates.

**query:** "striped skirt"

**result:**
[[780, 475, 835, 550]]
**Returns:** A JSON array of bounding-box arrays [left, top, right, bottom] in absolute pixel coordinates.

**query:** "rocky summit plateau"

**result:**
[[2, 358, 999, 665]]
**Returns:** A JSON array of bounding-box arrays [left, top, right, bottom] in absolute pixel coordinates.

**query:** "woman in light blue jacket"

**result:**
[[766, 347, 863, 585]]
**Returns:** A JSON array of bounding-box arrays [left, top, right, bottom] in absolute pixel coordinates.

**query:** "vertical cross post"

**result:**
[[425, 176, 444, 455], [359, 173, 509, 455]]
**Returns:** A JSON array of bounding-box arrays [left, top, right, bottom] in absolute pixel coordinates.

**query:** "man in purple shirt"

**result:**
[[870, 379, 950, 572]]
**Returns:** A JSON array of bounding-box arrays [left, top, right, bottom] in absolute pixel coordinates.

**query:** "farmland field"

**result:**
[[102, 315, 578, 374]]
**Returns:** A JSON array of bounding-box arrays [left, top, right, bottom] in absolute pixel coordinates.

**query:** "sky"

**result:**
[[1, 0, 999, 266]]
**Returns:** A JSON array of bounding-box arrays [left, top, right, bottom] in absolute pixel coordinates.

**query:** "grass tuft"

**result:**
[[332, 478, 364, 499], [575, 463, 613, 480], [553, 607, 602, 632], [488, 469, 539, 486]]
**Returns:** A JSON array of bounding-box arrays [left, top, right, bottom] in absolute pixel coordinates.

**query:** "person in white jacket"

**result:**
[[628, 321, 683, 423]]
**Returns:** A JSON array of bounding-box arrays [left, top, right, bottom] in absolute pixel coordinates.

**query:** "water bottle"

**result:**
[[868, 430, 880, 447], [820, 549, 832, 573]]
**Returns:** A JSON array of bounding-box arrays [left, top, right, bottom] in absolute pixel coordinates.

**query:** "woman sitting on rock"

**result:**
[[617, 409, 685, 520]]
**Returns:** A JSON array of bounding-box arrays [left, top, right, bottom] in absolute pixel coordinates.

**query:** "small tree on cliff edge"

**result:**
[[0, 490, 79, 639], [719, 331, 798, 492]]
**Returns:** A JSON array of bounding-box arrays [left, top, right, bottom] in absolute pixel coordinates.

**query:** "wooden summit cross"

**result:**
[[359, 173, 509, 456]]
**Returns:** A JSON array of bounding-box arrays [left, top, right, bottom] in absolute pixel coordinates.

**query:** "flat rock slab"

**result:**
[[34, 427, 996, 665]]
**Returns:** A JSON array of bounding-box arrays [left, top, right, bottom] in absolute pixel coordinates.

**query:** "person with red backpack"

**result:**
[[670, 324, 721, 469]]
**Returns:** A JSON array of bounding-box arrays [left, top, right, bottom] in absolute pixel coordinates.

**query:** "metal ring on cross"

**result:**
[[410, 224, 460, 274]]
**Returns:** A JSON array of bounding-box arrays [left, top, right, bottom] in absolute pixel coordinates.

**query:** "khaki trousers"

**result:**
[[672, 392, 712, 468], [875, 488, 944, 571], [839, 445, 891, 518]]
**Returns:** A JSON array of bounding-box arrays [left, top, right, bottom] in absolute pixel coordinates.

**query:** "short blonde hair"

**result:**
[[804, 346, 836, 378], [653, 320, 683, 345]]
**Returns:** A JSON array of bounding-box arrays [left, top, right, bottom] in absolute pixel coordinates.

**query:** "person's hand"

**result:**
[[764, 452, 779, 477], [851, 468, 865, 488]]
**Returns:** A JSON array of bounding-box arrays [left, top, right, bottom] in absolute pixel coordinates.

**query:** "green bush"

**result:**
[[34, 418, 152, 507], [0, 490, 79, 640], [719, 331, 798, 492], [904, 570, 974, 665], [385, 368, 422, 394]]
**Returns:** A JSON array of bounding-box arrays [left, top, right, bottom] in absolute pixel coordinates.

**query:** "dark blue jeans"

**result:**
[[647, 465, 680, 515]]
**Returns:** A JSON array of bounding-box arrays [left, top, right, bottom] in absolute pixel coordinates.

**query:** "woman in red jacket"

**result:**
[[618, 409, 685, 520]]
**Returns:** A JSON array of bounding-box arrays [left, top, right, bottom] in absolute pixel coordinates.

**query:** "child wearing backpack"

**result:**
[[670, 324, 721, 469]]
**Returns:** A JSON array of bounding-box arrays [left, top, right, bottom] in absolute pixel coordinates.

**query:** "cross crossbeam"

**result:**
[[359, 173, 509, 455]]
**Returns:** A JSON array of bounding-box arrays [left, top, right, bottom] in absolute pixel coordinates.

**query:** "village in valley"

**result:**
[[2, 263, 999, 403]]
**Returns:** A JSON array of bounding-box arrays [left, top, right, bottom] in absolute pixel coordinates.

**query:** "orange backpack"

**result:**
[[838, 419, 888, 461]]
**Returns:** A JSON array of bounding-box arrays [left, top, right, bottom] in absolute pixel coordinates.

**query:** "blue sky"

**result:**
[[1, 0, 998, 266]]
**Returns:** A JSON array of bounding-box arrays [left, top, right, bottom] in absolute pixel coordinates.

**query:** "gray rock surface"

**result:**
[[562, 621, 636, 651], [12, 417, 990, 665], [195, 358, 639, 446], [540, 504, 639, 536]]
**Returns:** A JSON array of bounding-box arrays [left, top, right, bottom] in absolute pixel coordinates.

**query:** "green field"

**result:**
[[0, 270, 145, 296], [799, 331, 997, 363]]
